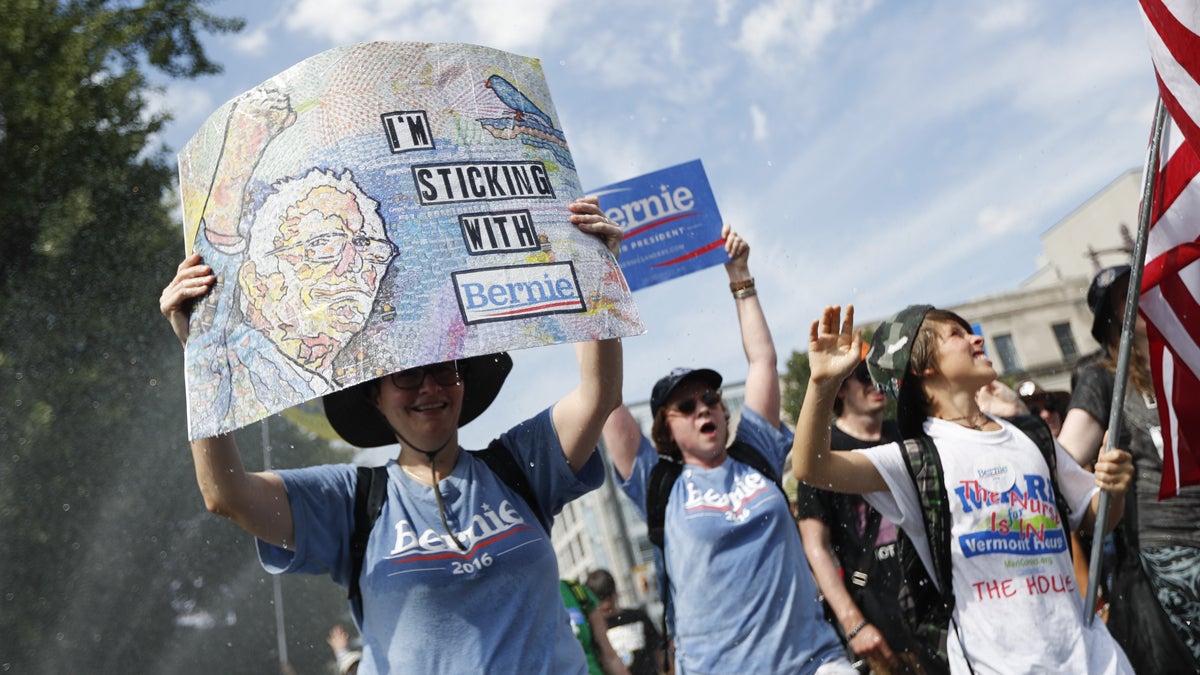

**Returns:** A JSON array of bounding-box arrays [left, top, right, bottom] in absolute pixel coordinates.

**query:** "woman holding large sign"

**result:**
[[161, 197, 625, 674]]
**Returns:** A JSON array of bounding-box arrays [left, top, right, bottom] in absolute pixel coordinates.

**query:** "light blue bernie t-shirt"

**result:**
[[257, 408, 602, 674], [618, 407, 846, 674]]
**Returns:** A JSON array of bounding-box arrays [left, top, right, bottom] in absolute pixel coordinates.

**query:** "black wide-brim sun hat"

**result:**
[[1087, 264, 1131, 344], [322, 352, 513, 448]]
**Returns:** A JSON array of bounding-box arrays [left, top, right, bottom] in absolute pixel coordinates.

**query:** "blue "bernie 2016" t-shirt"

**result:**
[[618, 407, 845, 674], [258, 408, 602, 674]]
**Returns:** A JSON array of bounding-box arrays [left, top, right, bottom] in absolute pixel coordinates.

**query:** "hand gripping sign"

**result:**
[[176, 42, 643, 440]]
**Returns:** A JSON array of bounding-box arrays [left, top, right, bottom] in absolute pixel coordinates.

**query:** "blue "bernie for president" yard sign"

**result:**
[[590, 160, 726, 291]]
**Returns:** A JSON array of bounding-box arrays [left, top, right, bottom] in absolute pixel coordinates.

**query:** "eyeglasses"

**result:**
[[1028, 403, 1057, 417], [852, 367, 872, 385], [268, 232, 397, 265], [389, 362, 462, 390], [668, 390, 722, 416]]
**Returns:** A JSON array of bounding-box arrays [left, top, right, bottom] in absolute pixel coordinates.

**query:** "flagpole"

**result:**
[[1084, 96, 1167, 624], [262, 418, 290, 667]]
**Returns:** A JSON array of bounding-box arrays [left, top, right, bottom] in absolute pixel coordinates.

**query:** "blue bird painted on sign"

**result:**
[[486, 75, 554, 129]]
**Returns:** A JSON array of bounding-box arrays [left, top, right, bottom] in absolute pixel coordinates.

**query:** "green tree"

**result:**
[[0, 3, 349, 672], [780, 329, 892, 426], [781, 349, 811, 425]]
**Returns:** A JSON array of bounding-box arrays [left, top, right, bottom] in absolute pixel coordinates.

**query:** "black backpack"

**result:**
[[348, 438, 548, 624], [895, 415, 1072, 674]]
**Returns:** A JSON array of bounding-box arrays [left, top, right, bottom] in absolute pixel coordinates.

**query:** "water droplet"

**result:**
[[62, 503, 70, 511]]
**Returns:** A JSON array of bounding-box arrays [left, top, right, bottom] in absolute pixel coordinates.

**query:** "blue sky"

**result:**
[[155, 0, 1159, 446]]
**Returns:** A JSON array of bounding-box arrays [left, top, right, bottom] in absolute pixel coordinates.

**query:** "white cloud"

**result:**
[[977, 206, 1026, 234], [975, 0, 1037, 32], [465, 1, 565, 53], [231, 26, 271, 55], [282, 0, 568, 52], [715, 0, 735, 28], [151, 84, 215, 137], [749, 104, 769, 142], [734, 0, 877, 69]]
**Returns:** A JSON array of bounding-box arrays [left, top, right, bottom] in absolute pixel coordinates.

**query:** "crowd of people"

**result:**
[[164, 189, 1196, 673]]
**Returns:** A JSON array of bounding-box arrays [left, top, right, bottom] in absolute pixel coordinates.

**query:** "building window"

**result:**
[[1052, 322, 1078, 361], [993, 334, 1021, 373]]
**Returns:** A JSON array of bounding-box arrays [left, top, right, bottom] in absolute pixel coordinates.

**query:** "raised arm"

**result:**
[[724, 224, 781, 428], [160, 254, 294, 548], [553, 197, 625, 473], [602, 403, 644, 481], [195, 88, 294, 252], [791, 305, 886, 494], [554, 339, 623, 473]]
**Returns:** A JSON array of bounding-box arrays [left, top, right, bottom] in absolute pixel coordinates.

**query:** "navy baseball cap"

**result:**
[[649, 367, 722, 417]]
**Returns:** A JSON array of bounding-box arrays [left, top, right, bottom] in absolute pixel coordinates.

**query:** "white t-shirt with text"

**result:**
[[859, 416, 1132, 674]]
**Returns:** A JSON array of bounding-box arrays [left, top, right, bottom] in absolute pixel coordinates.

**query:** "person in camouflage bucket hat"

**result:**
[[865, 304, 933, 400], [790, 304, 1136, 674]]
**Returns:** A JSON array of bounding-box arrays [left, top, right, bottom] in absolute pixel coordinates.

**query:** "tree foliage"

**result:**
[[781, 349, 811, 425], [780, 329, 893, 425], [0, 3, 351, 672]]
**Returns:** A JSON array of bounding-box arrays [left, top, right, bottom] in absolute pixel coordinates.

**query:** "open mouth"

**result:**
[[699, 421, 717, 434]]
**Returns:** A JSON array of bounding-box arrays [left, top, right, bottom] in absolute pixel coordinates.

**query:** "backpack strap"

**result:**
[[646, 459, 683, 551], [471, 437, 550, 535], [898, 436, 954, 671], [1005, 414, 1073, 538], [901, 436, 954, 601], [348, 465, 389, 626]]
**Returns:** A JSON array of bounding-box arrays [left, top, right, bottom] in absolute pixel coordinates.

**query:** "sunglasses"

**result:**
[[1028, 403, 1058, 417], [669, 390, 722, 416], [852, 367, 872, 385], [390, 362, 462, 390]]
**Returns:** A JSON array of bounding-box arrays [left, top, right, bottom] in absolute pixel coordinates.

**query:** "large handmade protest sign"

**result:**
[[177, 42, 643, 440], [590, 160, 727, 291]]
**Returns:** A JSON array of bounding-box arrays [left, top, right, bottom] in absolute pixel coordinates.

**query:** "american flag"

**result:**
[[1138, 0, 1200, 499]]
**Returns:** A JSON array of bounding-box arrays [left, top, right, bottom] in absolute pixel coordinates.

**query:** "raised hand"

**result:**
[[722, 223, 749, 274], [160, 253, 216, 346], [808, 305, 863, 386], [570, 196, 623, 259], [976, 380, 1029, 418]]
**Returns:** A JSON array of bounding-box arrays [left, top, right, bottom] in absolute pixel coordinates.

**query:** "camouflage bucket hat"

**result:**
[[866, 304, 933, 399]]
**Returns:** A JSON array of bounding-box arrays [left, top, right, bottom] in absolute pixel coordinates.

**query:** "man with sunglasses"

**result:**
[[794, 361, 928, 673], [1017, 380, 1070, 438], [602, 225, 854, 674]]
